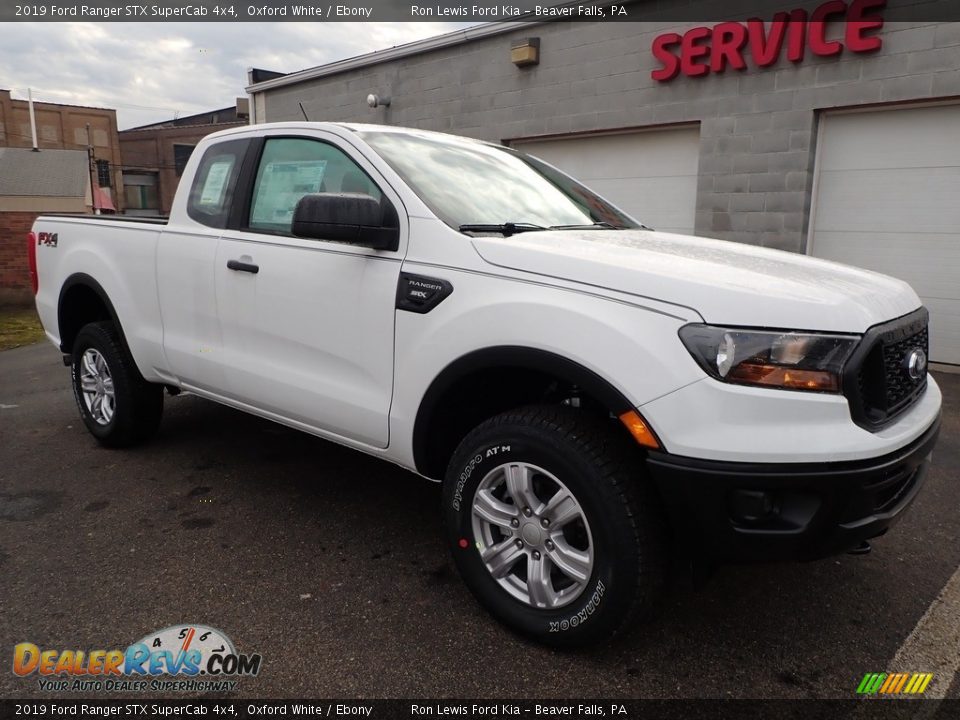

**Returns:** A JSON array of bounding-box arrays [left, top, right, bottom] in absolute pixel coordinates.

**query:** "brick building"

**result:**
[[0, 89, 123, 212], [0, 90, 123, 303], [119, 101, 249, 216], [246, 3, 960, 365]]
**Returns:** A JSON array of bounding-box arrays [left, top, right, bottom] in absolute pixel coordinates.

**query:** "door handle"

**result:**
[[227, 259, 259, 274]]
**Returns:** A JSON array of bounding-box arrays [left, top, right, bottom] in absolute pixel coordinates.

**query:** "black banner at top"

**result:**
[[2, 699, 960, 720], [3, 0, 960, 22]]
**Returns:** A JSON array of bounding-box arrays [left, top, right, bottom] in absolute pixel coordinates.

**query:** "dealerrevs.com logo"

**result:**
[[13, 624, 262, 693]]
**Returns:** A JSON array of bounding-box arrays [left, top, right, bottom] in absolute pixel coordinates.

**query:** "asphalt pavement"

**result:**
[[1, 342, 958, 700]]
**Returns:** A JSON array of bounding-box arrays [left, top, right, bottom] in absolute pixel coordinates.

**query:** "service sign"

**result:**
[[651, 0, 886, 81]]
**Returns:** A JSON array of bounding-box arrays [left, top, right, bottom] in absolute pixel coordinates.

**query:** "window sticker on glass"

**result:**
[[250, 160, 328, 226], [198, 159, 235, 207]]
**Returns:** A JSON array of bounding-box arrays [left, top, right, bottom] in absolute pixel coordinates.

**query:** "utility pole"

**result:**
[[86, 123, 99, 215]]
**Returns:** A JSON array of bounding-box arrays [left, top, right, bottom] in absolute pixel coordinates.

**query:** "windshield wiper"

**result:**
[[458, 222, 546, 237], [549, 221, 620, 230]]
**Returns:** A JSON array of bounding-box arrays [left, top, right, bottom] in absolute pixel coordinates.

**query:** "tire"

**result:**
[[71, 321, 163, 447], [442, 405, 666, 647]]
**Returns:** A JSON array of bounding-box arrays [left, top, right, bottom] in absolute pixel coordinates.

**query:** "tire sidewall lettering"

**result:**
[[451, 442, 517, 513], [548, 579, 606, 633], [451, 452, 485, 512]]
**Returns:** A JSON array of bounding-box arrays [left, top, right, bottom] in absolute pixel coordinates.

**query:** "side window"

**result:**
[[248, 137, 383, 235], [187, 139, 248, 229]]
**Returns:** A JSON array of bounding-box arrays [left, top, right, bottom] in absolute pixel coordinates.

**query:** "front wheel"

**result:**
[[442, 406, 666, 647], [71, 321, 163, 447]]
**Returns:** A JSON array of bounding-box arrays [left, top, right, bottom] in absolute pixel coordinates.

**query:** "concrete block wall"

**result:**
[[259, 18, 960, 252]]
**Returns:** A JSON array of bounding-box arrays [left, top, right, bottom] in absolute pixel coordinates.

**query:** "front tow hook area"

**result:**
[[848, 540, 872, 556]]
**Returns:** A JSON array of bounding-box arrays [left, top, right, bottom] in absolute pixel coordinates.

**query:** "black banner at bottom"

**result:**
[[2, 699, 960, 720]]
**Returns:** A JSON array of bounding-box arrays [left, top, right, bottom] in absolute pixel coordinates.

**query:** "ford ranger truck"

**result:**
[[29, 123, 941, 646]]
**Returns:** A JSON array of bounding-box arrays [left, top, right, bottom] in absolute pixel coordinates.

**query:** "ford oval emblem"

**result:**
[[905, 348, 927, 381]]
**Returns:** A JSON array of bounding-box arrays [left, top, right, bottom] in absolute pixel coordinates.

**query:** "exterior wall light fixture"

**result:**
[[511, 38, 540, 67]]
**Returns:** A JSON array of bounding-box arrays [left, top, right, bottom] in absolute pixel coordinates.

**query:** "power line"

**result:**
[[1, 129, 192, 161], [1, 128, 112, 145], [1, 131, 194, 171], [8, 86, 188, 115]]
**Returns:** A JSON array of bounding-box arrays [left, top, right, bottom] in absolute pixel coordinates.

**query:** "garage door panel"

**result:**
[[517, 128, 700, 179], [525, 143, 697, 180], [586, 176, 697, 234], [512, 127, 700, 238], [926, 298, 960, 365], [815, 168, 960, 234], [812, 105, 960, 364], [810, 231, 960, 303], [818, 105, 960, 170]]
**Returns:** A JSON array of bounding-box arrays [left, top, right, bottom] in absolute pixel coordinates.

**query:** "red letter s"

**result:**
[[651, 32, 682, 82]]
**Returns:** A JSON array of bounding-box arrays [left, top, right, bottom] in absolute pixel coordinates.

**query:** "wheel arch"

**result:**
[[412, 346, 636, 480], [57, 273, 125, 354]]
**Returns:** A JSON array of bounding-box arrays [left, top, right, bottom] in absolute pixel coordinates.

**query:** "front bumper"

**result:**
[[645, 415, 940, 562]]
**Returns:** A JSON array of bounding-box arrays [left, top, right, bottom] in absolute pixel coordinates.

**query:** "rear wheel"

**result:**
[[442, 405, 666, 647], [71, 321, 163, 447]]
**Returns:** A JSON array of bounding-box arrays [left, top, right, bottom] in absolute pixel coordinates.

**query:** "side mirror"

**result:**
[[292, 193, 399, 251]]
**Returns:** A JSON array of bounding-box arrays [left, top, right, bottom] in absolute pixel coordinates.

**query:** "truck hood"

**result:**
[[471, 229, 921, 333]]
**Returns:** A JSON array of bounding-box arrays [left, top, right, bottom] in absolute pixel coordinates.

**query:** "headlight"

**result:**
[[678, 325, 859, 393]]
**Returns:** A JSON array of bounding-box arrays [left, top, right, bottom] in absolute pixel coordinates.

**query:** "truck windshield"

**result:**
[[358, 130, 641, 233]]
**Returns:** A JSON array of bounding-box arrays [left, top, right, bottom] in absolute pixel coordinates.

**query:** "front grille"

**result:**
[[882, 326, 929, 412], [844, 308, 929, 431]]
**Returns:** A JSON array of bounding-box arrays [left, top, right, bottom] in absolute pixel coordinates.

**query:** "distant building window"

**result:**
[[123, 172, 160, 213], [96, 159, 111, 187], [174, 144, 196, 177]]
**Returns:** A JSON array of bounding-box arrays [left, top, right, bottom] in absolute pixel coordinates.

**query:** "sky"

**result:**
[[1, 22, 468, 129]]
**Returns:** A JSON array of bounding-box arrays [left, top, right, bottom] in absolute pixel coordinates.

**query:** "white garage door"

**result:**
[[511, 126, 701, 235], [809, 104, 960, 365]]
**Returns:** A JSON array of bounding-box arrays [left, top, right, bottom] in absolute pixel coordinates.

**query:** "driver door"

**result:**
[[214, 133, 406, 448]]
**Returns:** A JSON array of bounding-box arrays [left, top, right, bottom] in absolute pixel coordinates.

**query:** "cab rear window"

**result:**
[[187, 139, 249, 228]]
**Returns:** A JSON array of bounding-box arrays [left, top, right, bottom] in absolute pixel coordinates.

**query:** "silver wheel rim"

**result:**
[[79, 349, 115, 426], [471, 462, 594, 610]]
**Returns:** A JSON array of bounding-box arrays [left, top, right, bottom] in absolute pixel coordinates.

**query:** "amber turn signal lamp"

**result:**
[[618, 410, 660, 449], [728, 363, 839, 392]]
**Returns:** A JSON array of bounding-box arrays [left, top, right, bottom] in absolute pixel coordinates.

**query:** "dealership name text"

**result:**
[[410, 4, 627, 17]]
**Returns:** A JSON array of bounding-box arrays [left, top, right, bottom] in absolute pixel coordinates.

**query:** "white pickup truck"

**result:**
[[30, 122, 941, 646]]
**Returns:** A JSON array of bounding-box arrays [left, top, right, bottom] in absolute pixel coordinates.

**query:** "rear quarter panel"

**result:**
[[33, 217, 168, 382]]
